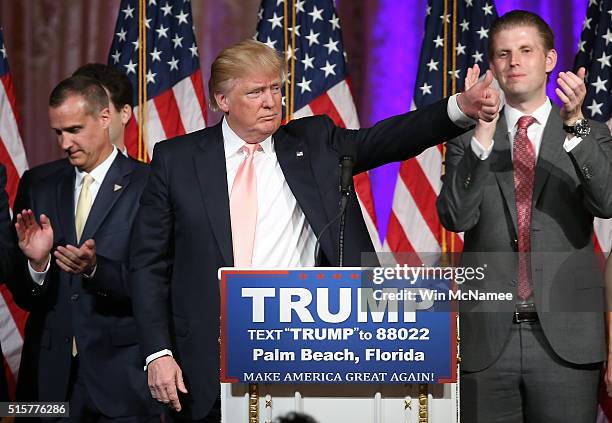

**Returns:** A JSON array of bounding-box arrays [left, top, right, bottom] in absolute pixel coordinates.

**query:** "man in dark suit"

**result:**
[[11, 75, 159, 421], [437, 10, 612, 422], [129, 39, 500, 422], [13, 63, 133, 214]]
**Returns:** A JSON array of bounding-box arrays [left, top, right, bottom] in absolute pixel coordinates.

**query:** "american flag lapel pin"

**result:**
[[296, 151, 304, 157], [113, 184, 123, 192]]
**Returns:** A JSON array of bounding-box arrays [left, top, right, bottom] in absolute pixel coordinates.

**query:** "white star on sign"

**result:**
[[305, 30, 320, 46], [448, 69, 461, 78], [297, 77, 312, 93], [150, 47, 162, 62], [320, 60, 337, 77], [578, 40, 586, 52], [167, 56, 179, 71], [465, 0, 474, 6], [472, 50, 484, 63], [161, 2, 173, 16], [420, 82, 432, 95], [116, 28, 127, 42], [587, 99, 603, 116], [426, 59, 439, 71], [285, 45, 299, 60], [268, 12, 283, 30], [124, 59, 137, 75], [172, 34, 184, 48], [148, 0, 156, 5], [175, 10, 189, 25], [482, 3, 493, 15], [589, 0, 598, 6], [460, 19, 470, 32], [583, 17, 592, 30], [301, 53, 315, 70], [591, 76, 608, 93], [477, 26, 489, 39], [156, 24, 169, 39], [145, 17, 152, 29], [309, 6, 323, 23], [132, 39, 140, 51], [434, 35, 444, 48], [122, 4, 135, 19]]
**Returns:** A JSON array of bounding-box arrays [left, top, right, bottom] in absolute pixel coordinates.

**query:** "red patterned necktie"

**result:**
[[513, 115, 537, 300], [230, 143, 260, 267]]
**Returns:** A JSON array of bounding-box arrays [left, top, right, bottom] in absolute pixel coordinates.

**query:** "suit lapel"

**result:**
[[193, 123, 233, 265], [56, 167, 77, 246], [274, 126, 333, 257], [491, 113, 518, 235], [79, 154, 131, 243], [532, 107, 565, 207]]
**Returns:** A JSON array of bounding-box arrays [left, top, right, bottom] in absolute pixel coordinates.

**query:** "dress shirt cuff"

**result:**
[[144, 349, 173, 371], [81, 264, 97, 279], [448, 94, 476, 128], [28, 256, 51, 286], [470, 136, 495, 160], [563, 135, 582, 152]]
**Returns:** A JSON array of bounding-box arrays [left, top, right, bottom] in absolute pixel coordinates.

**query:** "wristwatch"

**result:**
[[563, 118, 591, 138]]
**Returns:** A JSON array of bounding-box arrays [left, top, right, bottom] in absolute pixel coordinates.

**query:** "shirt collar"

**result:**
[[74, 146, 119, 188], [504, 98, 552, 132], [222, 117, 274, 158]]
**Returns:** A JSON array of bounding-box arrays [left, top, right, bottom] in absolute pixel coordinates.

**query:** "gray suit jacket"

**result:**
[[437, 104, 612, 372]]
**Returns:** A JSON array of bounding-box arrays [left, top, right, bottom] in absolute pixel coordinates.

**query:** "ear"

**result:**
[[545, 48, 557, 73], [215, 92, 230, 114], [99, 107, 111, 129], [120, 104, 132, 125]]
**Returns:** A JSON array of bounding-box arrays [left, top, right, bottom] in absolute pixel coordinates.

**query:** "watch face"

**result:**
[[575, 119, 591, 137]]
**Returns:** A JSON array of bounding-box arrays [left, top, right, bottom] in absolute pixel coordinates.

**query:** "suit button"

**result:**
[[70, 293, 79, 302]]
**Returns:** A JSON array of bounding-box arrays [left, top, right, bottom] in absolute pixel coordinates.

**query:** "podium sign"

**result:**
[[220, 268, 456, 384]]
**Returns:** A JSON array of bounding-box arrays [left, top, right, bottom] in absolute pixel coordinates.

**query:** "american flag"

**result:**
[[385, 0, 497, 261], [108, 0, 207, 162], [574, 0, 612, 257], [255, 0, 380, 250], [575, 3, 612, 421], [0, 27, 29, 398]]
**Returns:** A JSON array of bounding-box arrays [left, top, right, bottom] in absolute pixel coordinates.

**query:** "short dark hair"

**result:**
[[488, 10, 555, 58], [72, 63, 133, 109], [49, 75, 109, 116]]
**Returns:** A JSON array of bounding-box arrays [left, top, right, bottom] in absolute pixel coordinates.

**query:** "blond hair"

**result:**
[[208, 39, 285, 111]]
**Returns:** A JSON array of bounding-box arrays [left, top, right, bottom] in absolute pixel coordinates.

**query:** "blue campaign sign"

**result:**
[[220, 268, 456, 384]]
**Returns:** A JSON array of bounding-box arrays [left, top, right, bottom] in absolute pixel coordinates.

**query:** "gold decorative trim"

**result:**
[[418, 384, 428, 423], [249, 383, 259, 423]]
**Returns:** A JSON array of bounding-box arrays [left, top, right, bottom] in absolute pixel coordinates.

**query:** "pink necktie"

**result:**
[[230, 143, 259, 267], [513, 115, 536, 300]]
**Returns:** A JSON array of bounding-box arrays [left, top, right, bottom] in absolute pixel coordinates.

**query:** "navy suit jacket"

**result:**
[[11, 153, 159, 417], [129, 98, 467, 419]]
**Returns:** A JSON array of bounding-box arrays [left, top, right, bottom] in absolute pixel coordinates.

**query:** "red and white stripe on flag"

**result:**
[[0, 29, 30, 399]]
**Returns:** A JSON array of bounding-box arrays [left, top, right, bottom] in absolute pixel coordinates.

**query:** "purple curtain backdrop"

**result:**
[[0, 0, 589, 242], [355, 0, 589, 242]]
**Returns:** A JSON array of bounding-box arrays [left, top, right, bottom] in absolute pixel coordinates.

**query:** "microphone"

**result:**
[[314, 155, 354, 267]]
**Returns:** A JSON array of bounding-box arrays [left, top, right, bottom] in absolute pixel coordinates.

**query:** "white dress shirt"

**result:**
[[29, 147, 119, 284]]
